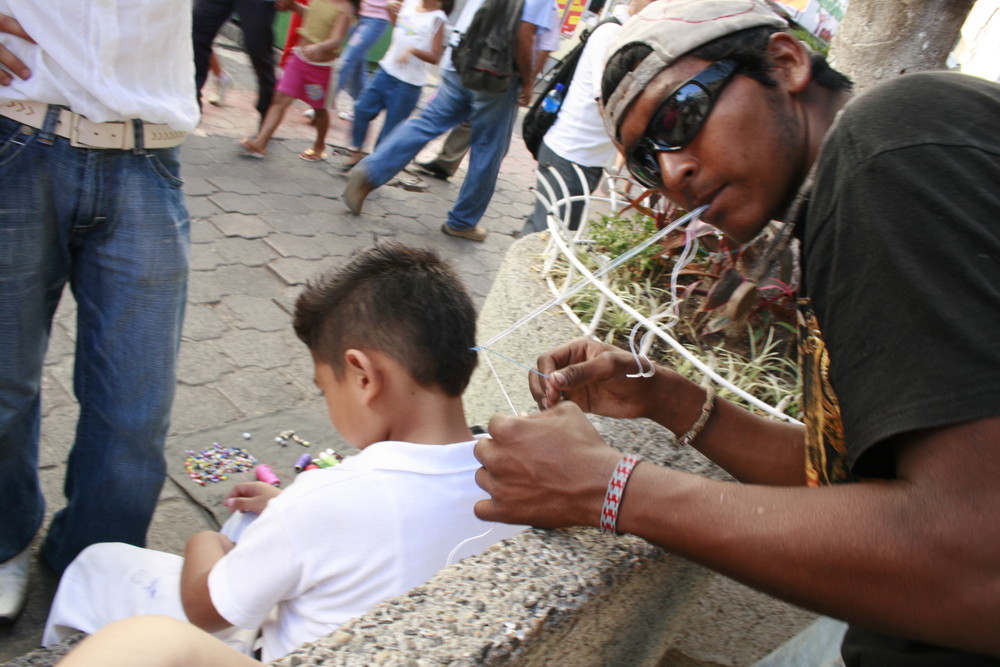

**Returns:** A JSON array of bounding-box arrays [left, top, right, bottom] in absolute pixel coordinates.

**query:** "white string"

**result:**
[[445, 526, 495, 566], [477, 346, 549, 378], [530, 195, 800, 424], [479, 348, 519, 416], [625, 321, 655, 378], [476, 205, 709, 350], [668, 228, 701, 327]]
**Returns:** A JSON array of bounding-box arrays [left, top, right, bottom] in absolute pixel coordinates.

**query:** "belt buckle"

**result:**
[[69, 114, 130, 149]]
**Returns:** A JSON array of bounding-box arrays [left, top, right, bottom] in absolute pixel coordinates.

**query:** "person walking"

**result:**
[[0, 0, 197, 622], [343, 0, 553, 242]]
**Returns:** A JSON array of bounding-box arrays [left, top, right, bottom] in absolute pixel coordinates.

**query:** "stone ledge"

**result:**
[[274, 233, 811, 666], [5, 235, 812, 667]]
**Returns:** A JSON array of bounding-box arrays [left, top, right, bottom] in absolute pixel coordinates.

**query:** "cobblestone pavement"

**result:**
[[0, 42, 541, 662]]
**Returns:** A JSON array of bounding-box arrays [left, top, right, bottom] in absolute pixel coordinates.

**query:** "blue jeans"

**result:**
[[336, 16, 391, 101], [0, 111, 189, 573], [522, 139, 605, 236], [359, 69, 522, 230], [351, 67, 422, 150]]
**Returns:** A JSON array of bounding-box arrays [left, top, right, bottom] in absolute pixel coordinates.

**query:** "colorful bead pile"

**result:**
[[184, 443, 257, 485]]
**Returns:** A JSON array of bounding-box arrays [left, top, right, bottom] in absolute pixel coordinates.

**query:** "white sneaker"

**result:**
[[0, 546, 31, 624], [338, 110, 355, 121], [208, 71, 233, 106]]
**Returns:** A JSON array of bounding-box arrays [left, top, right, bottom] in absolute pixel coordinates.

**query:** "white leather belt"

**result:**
[[0, 99, 187, 150]]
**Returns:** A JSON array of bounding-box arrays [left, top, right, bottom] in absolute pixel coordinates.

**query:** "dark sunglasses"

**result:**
[[625, 59, 739, 190]]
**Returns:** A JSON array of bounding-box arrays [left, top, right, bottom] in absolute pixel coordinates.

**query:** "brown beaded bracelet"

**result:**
[[677, 385, 716, 448]]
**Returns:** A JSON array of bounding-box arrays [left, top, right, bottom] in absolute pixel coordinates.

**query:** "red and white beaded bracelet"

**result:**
[[599, 453, 643, 535]]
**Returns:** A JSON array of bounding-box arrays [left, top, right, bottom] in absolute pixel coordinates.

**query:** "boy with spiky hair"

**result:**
[[44, 243, 524, 661]]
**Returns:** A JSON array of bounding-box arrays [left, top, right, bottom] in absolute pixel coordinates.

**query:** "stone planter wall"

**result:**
[[7, 235, 812, 667]]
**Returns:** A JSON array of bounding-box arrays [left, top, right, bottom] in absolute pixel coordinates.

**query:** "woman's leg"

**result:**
[[375, 77, 422, 147], [335, 17, 390, 101], [351, 68, 392, 150], [245, 92, 295, 153], [312, 109, 330, 154]]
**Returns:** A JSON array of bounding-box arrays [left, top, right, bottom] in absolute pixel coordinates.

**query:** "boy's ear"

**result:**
[[767, 31, 812, 94], [342, 348, 382, 404]]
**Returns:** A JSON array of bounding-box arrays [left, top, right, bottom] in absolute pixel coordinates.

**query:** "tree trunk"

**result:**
[[829, 0, 976, 91]]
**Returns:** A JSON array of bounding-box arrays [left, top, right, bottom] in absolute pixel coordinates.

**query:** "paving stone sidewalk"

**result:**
[[0, 47, 542, 662]]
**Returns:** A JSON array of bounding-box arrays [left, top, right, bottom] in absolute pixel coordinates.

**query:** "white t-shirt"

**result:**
[[544, 18, 623, 168], [535, 0, 562, 53], [440, 0, 553, 72], [0, 0, 199, 131], [379, 0, 448, 87], [208, 438, 526, 661]]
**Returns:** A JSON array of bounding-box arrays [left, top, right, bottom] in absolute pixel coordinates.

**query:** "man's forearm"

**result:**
[[639, 367, 807, 486], [514, 21, 535, 87], [617, 417, 1000, 657]]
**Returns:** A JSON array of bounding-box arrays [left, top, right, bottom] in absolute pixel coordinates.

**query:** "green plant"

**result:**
[[587, 212, 666, 284], [546, 203, 801, 418]]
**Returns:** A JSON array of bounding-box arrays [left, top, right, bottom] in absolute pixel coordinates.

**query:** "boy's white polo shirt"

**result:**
[[208, 437, 525, 661]]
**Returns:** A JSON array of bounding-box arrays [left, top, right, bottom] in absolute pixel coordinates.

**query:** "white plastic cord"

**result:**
[[479, 348, 518, 416], [476, 206, 708, 349], [549, 222, 801, 424], [625, 321, 655, 378], [445, 527, 495, 567], [481, 166, 800, 425]]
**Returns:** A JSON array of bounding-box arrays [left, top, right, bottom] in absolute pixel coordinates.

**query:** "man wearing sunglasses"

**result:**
[[473, 1, 1000, 665]]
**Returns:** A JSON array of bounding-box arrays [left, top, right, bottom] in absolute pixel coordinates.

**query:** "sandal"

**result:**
[[299, 148, 327, 162], [237, 138, 265, 159]]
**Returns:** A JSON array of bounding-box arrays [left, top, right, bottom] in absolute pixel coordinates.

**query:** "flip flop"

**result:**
[[299, 148, 327, 162], [237, 138, 265, 159]]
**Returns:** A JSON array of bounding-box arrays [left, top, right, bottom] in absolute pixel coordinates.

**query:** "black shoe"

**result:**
[[415, 161, 451, 180]]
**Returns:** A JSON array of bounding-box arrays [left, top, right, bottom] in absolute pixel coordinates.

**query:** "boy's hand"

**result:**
[[224, 481, 281, 514], [0, 13, 35, 85]]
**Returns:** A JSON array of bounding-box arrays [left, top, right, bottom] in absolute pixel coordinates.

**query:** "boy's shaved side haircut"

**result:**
[[293, 243, 478, 396]]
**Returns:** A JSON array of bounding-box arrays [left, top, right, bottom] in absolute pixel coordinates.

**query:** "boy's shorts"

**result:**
[[278, 51, 333, 110]]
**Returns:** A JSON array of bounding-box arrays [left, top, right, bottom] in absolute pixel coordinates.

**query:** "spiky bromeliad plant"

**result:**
[[556, 205, 801, 418]]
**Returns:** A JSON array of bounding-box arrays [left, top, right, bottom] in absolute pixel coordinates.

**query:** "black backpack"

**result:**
[[452, 0, 526, 94], [522, 17, 621, 160]]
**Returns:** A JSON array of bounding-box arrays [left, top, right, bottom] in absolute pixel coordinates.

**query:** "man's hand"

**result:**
[[0, 13, 34, 85], [223, 481, 281, 515], [529, 337, 666, 417], [275, 0, 294, 11], [473, 402, 621, 528]]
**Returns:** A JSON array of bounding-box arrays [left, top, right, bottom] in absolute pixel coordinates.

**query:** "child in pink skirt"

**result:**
[[239, 0, 358, 161]]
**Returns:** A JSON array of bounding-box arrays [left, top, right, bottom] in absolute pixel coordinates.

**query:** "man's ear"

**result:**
[[767, 31, 812, 95], [343, 349, 382, 405]]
